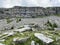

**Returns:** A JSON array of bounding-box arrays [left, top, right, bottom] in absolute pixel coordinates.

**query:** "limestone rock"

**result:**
[[34, 33, 54, 44], [31, 41, 35, 45]]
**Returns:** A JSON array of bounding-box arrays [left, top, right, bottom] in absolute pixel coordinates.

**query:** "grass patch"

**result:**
[[0, 30, 60, 45]]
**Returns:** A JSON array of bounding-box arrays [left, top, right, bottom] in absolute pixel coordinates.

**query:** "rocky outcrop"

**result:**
[[0, 6, 60, 19]]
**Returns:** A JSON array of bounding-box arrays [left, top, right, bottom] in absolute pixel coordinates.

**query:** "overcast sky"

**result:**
[[0, 0, 60, 8]]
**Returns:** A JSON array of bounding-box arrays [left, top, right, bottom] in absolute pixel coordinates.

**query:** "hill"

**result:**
[[0, 6, 60, 19]]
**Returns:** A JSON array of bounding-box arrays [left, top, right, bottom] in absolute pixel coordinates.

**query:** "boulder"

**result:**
[[31, 40, 35, 45], [34, 33, 54, 44], [13, 37, 30, 43], [54, 28, 60, 30]]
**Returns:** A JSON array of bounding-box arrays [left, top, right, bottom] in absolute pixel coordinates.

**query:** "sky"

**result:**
[[0, 0, 60, 8]]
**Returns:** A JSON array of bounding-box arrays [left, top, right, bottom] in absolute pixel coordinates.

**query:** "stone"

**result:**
[[36, 43, 39, 45], [0, 32, 14, 39], [14, 26, 31, 32], [13, 38, 18, 42], [34, 33, 54, 44], [31, 40, 35, 45], [0, 39, 5, 42], [0, 43, 5, 45], [13, 37, 30, 43], [54, 28, 60, 30]]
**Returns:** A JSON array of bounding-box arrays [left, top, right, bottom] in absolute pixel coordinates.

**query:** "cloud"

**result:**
[[0, 0, 60, 8], [50, 0, 60, 6], [0, 0, 12, 8], [0, 0, 22, 8]]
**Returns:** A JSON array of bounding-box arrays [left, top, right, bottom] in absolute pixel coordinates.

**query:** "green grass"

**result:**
[[0, 30, 60, 45]]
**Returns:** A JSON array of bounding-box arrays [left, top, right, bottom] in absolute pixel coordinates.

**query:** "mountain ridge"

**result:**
[[0, 6, 60, 19]]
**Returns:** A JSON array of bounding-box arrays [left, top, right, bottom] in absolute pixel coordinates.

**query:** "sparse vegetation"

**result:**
[[0, 16, 60, 45], [1, 30, 60, 45], [16, 17, 21, 23], [45, 20, 58, 30], [6, 18, 13, 23]]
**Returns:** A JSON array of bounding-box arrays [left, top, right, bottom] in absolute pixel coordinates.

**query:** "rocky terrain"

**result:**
[[0, 6, 60, 45], [0, 24, 60, 45], [0, 16, 60, 45], [0, 6, 60, 19], [0, 16, 60, 31]]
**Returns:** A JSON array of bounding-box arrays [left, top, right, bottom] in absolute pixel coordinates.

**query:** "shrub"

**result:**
[[6, 18, 13, 23], [53, 23, 58, 28], [45, 20, 58, 30], [47, 20, 52, 27]]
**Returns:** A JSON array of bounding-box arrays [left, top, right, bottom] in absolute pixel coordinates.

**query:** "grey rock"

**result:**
[[13, 37, 30, 43], [31, 41, 35, 45], [34, 33, 54, 44]]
